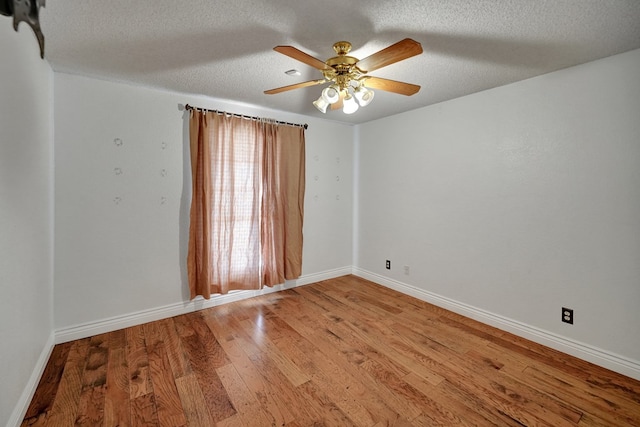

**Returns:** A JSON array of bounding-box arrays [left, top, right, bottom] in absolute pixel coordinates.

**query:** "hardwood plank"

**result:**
[[176, 313, 236, 422], [358, 357, 425, 421], [244, 311, 375, 426], [108, 328, 127, 348], [214, 413, 246, 427], [263, 319, 378, 426], [183, 311, 230, 368], [443, 312, 597, 380], [174, 373, 214, 427], [126, 325, 153, 399], [267, 298, 422, 425], [226, 310, 323, 425], [286, 304, 419, 423], [82, 333, 109, 388], [22, 342, 72, 423], [429, 333, 583, 426], [473, 358, 584, 424], [295, 286, 411, 378], [220, 306, 324, 425], [104, 342, 130, 426], [75, 333, 110, 426], [130, 393, 159, 427], [522, 364, 640, 426], [587, 369, 640, 403], [470, 343, 531, 375], [158, 318, 191, 379], [143, 322, 187, 427], [216, 363, 273, 426], [323, 280, 476, 355], [372, 418, 414, 427], [203, 311, 296, 426], [44, 339, 91, 426], [294, 380, 357, 426], [272, 296, 404, 423], [391, 320, 580, 426], [239, 317, 310, 387], [243, 347, 323, 425], [436, 378, 527, 426], [277, 323, 400, 425], [336, 312, 452, 385], [75, 385, 107, 427], [404, 373, 482, 426]]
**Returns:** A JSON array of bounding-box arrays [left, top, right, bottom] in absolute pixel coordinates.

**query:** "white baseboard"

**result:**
[[353, 268, 640, 381], [54, 266, 352, 344], [7, 332, 55, 427]]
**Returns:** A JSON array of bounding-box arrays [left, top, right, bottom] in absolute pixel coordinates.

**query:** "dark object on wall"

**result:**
[[1, 0, 46, 58]]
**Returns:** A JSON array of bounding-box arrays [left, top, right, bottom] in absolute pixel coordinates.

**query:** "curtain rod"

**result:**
[[185, 104, 308, 130]]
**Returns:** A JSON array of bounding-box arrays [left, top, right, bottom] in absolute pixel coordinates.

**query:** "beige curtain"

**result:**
[[187, 110, 305, 298], [261, 123, 305, 286]]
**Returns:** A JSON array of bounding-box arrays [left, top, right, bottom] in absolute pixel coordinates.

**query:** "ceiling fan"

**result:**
[[264, 38, 423, 114]]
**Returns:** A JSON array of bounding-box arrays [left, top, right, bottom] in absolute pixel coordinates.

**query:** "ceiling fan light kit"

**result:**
[[265, 38, 423, 115], [312, 96, 330, 114], [342, 94, 359, 115], [321, 85, 340, 104], [354, 85, 375, 106]]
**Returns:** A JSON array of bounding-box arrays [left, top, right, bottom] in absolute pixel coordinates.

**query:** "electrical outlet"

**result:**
[[386, 260, 391, 270], [403, 265, 410, 275], [562, 307, 574, 324]]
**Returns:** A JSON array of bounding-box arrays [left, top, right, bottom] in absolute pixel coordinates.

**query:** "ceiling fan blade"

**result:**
[[274, 46, 332, 71], [264, 79, 326, 95], [356, 38, 423, 73], [363, 77, 421, 96]]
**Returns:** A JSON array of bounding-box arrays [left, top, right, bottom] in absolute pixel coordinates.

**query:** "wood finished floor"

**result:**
[[23, 275, 640, 426]]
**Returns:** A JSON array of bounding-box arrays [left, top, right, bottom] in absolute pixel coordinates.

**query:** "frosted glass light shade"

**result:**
[[354, 86, 375, 106], [313, 96, 329, 113], [321, 85, 340, 104], [342, 94, 359, 114]]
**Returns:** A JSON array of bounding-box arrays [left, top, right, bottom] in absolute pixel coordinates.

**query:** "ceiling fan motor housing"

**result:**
[[324, 46, 362, 90]]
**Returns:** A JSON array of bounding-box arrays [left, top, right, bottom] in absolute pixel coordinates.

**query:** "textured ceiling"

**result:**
[[40, 0, 640, 125]]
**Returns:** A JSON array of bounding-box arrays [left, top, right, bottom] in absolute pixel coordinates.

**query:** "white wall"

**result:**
[[54, 74, 354, 332], [356, 49, 640, 376], [0, 25, 54, 426]]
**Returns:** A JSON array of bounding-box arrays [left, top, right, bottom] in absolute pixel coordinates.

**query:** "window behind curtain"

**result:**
[[187, 110, 305, 298]]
